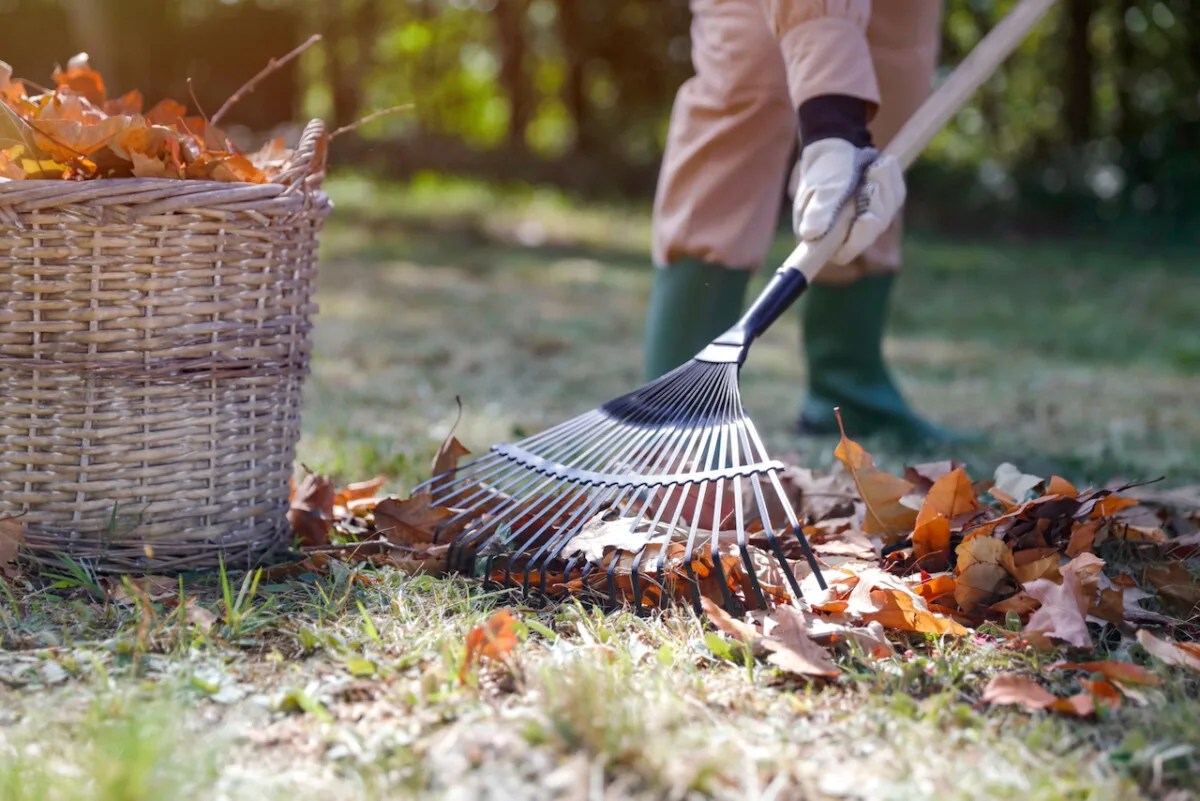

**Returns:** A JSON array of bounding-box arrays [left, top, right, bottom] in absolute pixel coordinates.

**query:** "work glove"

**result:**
[[790, 101, 906, 266]]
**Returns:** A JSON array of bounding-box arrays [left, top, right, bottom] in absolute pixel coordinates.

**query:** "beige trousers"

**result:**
[[652, 0, 942, 283]]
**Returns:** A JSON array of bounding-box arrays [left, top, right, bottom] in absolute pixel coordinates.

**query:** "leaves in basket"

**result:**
[[0, 53, 308, 183]]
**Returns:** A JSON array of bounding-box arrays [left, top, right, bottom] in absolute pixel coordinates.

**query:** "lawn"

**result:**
[[1, 172, 1197, 801]]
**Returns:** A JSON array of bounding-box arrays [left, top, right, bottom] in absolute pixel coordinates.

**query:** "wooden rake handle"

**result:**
[[780, 0, 1060, 281]]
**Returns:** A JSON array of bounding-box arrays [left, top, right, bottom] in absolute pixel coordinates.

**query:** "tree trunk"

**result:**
[[1064, 0, 1095, 147], [493, 0, 531, 151], [556, 0, 594, 154], [323, 0, 378, 130]]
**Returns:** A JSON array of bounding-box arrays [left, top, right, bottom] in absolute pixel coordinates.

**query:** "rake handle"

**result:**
[[738, 0, 1060, 340]]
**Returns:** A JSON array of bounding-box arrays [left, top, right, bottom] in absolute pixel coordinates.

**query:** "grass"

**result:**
[[3, 172, 1199, 799]]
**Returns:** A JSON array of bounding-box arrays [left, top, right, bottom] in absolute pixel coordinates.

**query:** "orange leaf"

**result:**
[[1079, 678, 1122, 711], [103, 89, 143, 116], [915, 574, 956, 604], [1047, 476, 1079, 497], [1050, 660, 1163, 687], [0, 60, 26, 105], [862, 586, 969, 636], [1012, 551, 1061, 586], [1090, 495, 1138, 519], [913, 468, 978, 559], [52, 55, 106, 106], [0, 149, 22, 181], [336, 475, 386, 507], [701, 596, 759, 644], [834, 432, 917, 539], [460, 608, 519, 682], [145, 98, 187, 126], [1066, 521, 1098, 557], [129, 151, 178, 179]]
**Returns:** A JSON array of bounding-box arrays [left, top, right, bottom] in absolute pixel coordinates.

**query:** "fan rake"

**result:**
[[410, 0, 1060, 614]]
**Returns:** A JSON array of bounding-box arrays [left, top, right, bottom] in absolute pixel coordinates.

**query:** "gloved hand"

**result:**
[[790, 138, 906, 266]]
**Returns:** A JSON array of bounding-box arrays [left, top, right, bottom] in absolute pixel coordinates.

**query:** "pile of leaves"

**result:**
[[281, 417, 1200, 715], [0, 50, 312, 183]]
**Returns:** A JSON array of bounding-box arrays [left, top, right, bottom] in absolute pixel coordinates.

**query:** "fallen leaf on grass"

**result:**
[[954, 535, 1015, 612], [106, 575, 177, 603], [1011, 548, 1061, 585], [981, 673, 1093, 717], [1047, 476, 1079, 497], [1136, 629, 1200, 672], [185, 599, 217, 634], [1079, 678, 1122, 711], [913, 468, 979, 559], [336, 475, 386, 507], [460, 608, 519, 682], [762, 606, 840, 678], [701, 596, 759, 644], [1143, 562, 1200, 617], [1023, 570, 1092, 650], [1050, 660, 1162, 687], [1066, 521, 1098, 557], [863, 586, 970, 636], [373, 495, 456, 547], [903, 460, 962, 491], [834, 430, 917, 539], [287, 473, 335, 547], [562, 516, 657, 564]]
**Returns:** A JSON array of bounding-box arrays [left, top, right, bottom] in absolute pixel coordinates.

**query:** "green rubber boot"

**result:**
[[798, 273, 981, 448], [643, 257, 751, 381]]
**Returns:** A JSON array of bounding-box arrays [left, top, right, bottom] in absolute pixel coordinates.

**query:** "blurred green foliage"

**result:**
[[6, 0, 1200, 237]]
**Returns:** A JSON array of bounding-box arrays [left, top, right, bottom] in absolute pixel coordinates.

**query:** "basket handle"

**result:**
[[697, 0, 1060, 364], [277, 118, 329, 191]]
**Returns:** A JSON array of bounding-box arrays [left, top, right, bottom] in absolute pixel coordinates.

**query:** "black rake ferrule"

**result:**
[[695, 268, 809, 365]]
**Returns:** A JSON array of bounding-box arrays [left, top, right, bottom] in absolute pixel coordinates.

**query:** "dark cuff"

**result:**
[[798, 95, 873, 152]]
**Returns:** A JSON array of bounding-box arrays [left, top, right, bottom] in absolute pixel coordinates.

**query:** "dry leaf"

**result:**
[[993, 463, 1044, 502], [562, 516, 658, 564], [287, 473, 335, 547], [373, 495, 457, 547], [1023, 570, 1092, 649], [1011, 549, 1062, 585], [1047, 476, 1079, 497], [980, 673, 1094, 717], [834, 434, 918, 539], [1080, 678, 1122, 711], [762, 606, 840, 678], [1143, 562, 1200, 616], [701, 596, 760, 645], [185, 598, 217, 634], [1066, 521, 1098, 557], [337, 475, 386, 507], [0, 514, 24, 569], [913, 467, 979, 559], [903, 460, 962, 491], [460, 608, 519, 682], [954, 535, 1015, 612], [1050, 660, 1162, 687], [1136, 629, 1200, 672]]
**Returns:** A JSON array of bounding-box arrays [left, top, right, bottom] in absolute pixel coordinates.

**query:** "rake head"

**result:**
[[412, 348, 828, 614]]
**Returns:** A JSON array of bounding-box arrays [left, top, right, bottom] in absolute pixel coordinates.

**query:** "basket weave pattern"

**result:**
[[0, 120, 332, 572]]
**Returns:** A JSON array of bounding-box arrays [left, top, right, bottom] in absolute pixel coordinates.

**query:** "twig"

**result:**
[[186, 77, 209, 125], [329, 103, 414, 141], [211, 34, 321, 127]]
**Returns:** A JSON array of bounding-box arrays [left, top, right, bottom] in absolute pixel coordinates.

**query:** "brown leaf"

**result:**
[[1023, 569, 1092, 649], [0, 514, 24, 569], [780, 465, 858, 522], [0, 60, 27, 104], [103, 89, 143, 116], [373, 495, 456, 547], [185, 598, 217, 634], [1089, 495, 1139, 519], [0, 148, 22, 180], [701, 596, 759, 644], [1080, 678, 1122, 711], [460, 608, 519, 683], [988, 591, 1041, 615], [429, 437, 471, 494], [863, 586, 970, 636], [954, 535, 1016, 612], [1143, 562, 1200, 616], [129, 151, 178, 179], [1050, 660, 1162, 687], [834, 433, 918, 539], [106, 574, 178, 604], [1136, 629, 1200, 672], [981, 673, 1094, 717], [287, 473, 335, 547], [762, 606, 840, 678]]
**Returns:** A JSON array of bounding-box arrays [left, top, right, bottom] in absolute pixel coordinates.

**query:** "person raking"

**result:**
[[643, 0, 977, 446]]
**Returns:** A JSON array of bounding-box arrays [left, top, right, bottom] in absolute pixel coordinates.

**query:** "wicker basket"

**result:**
[[0, 119, 333, 573]]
